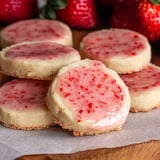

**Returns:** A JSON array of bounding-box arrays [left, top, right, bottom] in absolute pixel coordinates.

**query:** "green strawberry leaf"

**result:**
[[40, 0, 67, 19], [41, 5, 56, 19], [150, 0, 160, 5], [41, 6, 48, 18], [46, 5, 56, 19], [47, 0, 67, 9]]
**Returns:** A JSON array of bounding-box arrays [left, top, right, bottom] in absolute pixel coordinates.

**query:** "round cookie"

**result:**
[[0, 79, 55, 130], [120, 64, 160, 112], [80, 28, 151, 74], [47, 59, 130, 136], [0, 41, 80, 80], [0, 19, 73, 48]]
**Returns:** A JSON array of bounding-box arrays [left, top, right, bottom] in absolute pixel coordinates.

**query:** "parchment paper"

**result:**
[[0, 109, 159, 160]]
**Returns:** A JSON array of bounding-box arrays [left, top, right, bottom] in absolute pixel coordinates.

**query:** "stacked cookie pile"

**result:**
[[0, 19, 159, 136], [0, 19, 81, 131], [80, 28, 160, 113]]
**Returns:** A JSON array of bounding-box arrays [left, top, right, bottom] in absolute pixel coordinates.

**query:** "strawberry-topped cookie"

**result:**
[[0, 79, 55, 130], [120, 64, 160, 112], [47, 59, 130, 136], [0, 19, 73, 48], [0, 41, 80, 80], [80, 28, 151, 74]]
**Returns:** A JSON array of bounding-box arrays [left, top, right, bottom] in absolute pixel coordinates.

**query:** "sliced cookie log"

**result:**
[[0, 79, 55, 130], [0, 19, 73, 48], [120, 64, 160, 112], [80, 28, 151, 74], [0, 41, 80, 80], [47, 59, 130, 136]]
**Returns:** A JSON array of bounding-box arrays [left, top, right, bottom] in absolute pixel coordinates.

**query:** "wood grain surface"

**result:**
[[15, 140, 160, 160]]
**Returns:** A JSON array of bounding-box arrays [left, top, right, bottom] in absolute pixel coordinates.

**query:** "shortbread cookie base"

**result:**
[[0, 19, 73, 48], [120, 64, 160, 112], [130, 87, 160, 112], [81, 47, 151, 74], [130, 105, 160, 112], [0, 107, 55, 130], [0, 41, 80, 80], [53, 117, 122, 136], [47, 59, 130, 136], [0, 79, 55, 130], [80, 29, 151, 74]]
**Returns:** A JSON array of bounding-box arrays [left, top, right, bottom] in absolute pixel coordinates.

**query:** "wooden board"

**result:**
[[15, 140, 160, 160]]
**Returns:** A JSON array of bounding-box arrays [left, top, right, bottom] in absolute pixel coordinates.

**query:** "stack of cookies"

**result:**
[[0, 20, 158, 136], [0, 19, 80, 131], [80, 28, 160, 113]]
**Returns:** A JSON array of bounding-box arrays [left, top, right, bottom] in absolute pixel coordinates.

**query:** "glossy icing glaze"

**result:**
[[82, 29, 148, 59], [0, 79, 51, 112], [120, 65, 160, 93], [6, 42, 76, 60], [1, 19, 70, 43], [56, 61, 127, 129]]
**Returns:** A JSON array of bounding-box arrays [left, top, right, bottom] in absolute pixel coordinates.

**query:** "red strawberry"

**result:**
[[41, 0, 98, 29], [111, 0, 160, 43], [0, 0, 38, 24]]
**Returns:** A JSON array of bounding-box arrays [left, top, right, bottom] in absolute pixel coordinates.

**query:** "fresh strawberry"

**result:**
[[111, 0, 160, 43], [0, 0, 38, 24], [41, 0, 98, 29]]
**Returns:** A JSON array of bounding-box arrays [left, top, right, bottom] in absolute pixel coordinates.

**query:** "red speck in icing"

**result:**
[[24, 105, 28, 109], [56, 61, 126, 129], [6, 42, 75, 60], [108, 36, 113, 40], [83, 29, 147, 59], [97, 84, 102, 88], [88, 102, 93, 108], [131, 52, 136, 56], [134, 35, 139, 38], [120, 65, 160, 93], [96, 37, 103, 41], [0, 79, 51, 112], [21, 91, 26, 93], [79, 109, 83, 114], [87, 109, 91, 114]]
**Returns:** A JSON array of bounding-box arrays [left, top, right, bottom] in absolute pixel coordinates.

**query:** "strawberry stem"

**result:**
[[150, 0, 160, 5], [47, 0, 67, 10], [41, 0, 67, 19]]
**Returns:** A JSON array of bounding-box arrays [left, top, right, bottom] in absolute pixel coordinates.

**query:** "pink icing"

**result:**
[[0, 79, 51, 112], [120, 65, 160, 93], [83, 29, 147, 59], [2, 19, 68, 43], [6, 42, 75, 60], [57, 61, 126, 129]]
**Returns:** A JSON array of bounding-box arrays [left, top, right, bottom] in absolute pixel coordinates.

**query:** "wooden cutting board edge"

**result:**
[[15, 140, 160, 160]]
